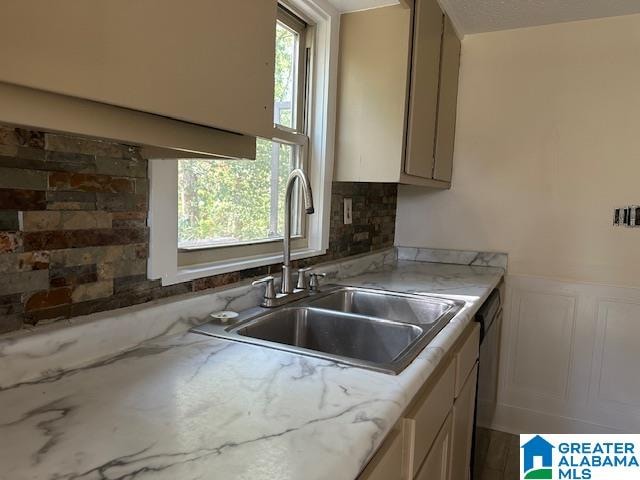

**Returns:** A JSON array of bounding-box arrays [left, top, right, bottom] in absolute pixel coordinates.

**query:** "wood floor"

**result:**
[[473, 428, 520, 480]]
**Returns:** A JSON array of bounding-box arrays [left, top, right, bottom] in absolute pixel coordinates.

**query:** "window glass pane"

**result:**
[[275, 20, 299, 129], [178, 139, 300, 249]]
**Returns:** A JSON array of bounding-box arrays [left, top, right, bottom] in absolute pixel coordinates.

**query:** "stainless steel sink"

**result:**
[[191, 286, 463, 375], [235, 307, 423, 365], [305, 288, 455, 325]]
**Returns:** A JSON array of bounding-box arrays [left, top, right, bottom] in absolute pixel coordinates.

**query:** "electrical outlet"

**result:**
[[344, 198, 353, 225]]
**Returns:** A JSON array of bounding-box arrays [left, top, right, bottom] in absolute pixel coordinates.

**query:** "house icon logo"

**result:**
[[521, 435, 554, 479]]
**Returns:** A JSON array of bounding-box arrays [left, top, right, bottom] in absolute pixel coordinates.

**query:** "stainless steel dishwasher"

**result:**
[[477, 287, 503, 420], [471, 284, 504, 475]]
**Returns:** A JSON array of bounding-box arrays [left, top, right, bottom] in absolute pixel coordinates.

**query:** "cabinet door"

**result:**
[[404, 361, 455, 475], [454, 323, 480, 398], [0, 0, 277, 139], [433, 16, 462, 182], [335, 5, 411, 182], [358, 425, 406, 480], [450, 364, 478, 480], [404, 0, 444, 178], [415, 413, 453, 480]]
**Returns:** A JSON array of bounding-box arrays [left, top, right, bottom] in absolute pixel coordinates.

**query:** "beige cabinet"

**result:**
[[404, 362, 455, 476], [0, 0, 277, 140], [404, 0, 445, 179], [358, 322, 479, 480], [335, 1, 461, 188], [415, 414, 453, 480], [454, 323, 480, 397], [334, 6, 412, 183], [433, 17, 462, 182], [359, 424, 406, 480]]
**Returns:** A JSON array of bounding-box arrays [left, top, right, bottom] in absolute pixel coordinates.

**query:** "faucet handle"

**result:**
[[296, 267, 312, 290], [252, 276, 276, 300], [309, 272, 327, 292]]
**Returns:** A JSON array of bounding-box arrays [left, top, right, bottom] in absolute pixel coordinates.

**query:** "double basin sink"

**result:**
[[191, 286, 463, 375]]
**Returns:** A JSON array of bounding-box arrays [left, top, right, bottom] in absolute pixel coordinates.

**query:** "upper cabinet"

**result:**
[[434, 17, 462, 182], [335, 0, 461, 187], [334, 6, 412, 183], [0, 0, 277, 140], [405, 0, 445, 179]]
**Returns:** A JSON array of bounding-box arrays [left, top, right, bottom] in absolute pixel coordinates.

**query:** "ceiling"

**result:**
[[328, 0, 640, 35], [441, 0, 640, 35]]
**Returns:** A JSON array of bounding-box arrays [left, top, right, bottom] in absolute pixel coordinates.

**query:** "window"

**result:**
[[177, 142, 301, 249], [148, 0, 339, 285], [177, 7, 308, 252]]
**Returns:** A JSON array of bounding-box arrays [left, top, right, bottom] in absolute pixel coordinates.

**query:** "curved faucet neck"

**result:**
[[282, 168, 314, 294]]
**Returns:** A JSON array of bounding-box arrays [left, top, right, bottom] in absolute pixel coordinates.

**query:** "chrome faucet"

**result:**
[[282, 168, 314, 293], [252, 168, 322, 308]]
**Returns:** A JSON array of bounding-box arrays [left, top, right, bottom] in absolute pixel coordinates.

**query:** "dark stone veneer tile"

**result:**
[[0, 123, 397, 334], [22, 228, 149, 251]]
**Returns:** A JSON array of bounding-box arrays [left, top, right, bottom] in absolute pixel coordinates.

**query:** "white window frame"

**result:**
[[148, 0, 340, 286]]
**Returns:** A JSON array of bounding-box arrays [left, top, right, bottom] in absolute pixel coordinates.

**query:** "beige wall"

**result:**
[[396, 13, 640, 288]]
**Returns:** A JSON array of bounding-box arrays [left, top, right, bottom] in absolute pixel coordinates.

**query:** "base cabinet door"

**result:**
[[359, 337, 478, 480], [404, 362, 455, 475], [415, 413, 453, 480], [358, 424, 406, 480], [450, 364, 478, 480]]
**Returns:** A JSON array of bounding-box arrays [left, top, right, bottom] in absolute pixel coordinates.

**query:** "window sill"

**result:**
[[178, 234, 304, 252], [163, 246, 327, 286]]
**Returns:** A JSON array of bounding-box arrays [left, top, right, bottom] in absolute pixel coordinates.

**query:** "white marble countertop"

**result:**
[[0, 258, 503, 480]]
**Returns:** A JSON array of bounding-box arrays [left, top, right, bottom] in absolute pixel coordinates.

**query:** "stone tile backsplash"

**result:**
[[0, 124, 397, 334]]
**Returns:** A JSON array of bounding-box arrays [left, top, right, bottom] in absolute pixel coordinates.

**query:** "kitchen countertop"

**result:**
[[0, 259, 503, 480]]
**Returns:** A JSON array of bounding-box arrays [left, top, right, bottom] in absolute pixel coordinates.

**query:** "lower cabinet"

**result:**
[[450, 364, 479, 480], [358, 323, 480, 480], [358, 425, 406, 480], [403, 362, 455, 475], [415, 413, 453, 480]]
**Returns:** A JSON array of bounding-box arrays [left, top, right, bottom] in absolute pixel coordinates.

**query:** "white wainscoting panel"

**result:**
[[485, 274, 640, 435], [510, 290, 576, 400]]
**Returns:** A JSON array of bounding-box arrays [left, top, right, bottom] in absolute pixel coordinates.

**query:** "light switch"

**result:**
[[344, 198, 353, 225]]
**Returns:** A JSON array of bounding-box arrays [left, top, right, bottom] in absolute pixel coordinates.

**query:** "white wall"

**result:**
[[396, 13, 640, 289], [396, 14, 640, 434]]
